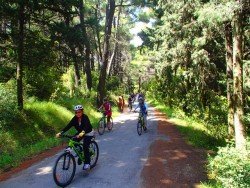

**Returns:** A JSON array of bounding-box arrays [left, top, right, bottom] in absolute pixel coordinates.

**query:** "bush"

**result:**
[[208, 142, 250, 188], [0, 82, 19, 129]]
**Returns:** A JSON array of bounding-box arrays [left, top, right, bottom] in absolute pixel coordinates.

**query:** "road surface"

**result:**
[[0, 104, 158, 188]]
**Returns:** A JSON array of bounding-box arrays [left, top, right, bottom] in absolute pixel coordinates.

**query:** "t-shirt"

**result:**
[[103, 102, 112, 116]]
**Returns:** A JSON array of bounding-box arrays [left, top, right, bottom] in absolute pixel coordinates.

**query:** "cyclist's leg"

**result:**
[[143, 113, 147, 130], [83, 136, 92, 165], [107, 115, 111, 127]]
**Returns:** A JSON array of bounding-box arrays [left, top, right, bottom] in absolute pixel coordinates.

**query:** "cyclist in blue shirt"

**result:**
[[134, 97, 148, 130]]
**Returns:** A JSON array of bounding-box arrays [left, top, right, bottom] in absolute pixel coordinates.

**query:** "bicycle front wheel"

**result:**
[[89, 141, 99, 169], [53, 152, 76, 187], [108, 117, 113, 131], [137, 121, 142, 136], [98, 118, 105, 135]]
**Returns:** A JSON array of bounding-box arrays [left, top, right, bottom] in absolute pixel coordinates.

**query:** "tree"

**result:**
[[232, 0, 246, 149], [78, 0, 92, 91], [97, 0, 116, 104], [17, 1, 25, 110], [225, 22, 234, 137]]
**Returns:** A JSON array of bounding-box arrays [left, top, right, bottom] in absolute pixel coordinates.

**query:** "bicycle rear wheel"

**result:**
[[137, 121, 142, 136], [89, 141, 99, 169], [107, 117, 113, 131], [53, 152, 76, 187], [98, 118, 105, 135]]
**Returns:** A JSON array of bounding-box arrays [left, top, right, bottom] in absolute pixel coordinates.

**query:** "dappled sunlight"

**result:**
[[168, 150, 188, 160], [160, 179, 172, 184], [35, 166, 52, 175], [140, 158, 147, 162], [114, 161, 127, 168], [131, 146, 141, 151], [102, 137, 114, 142]]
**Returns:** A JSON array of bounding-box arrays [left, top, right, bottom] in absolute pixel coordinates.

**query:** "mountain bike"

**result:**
[[97, 110, 113, 135], [136, 111, 147, 136], [53, 134, 99, 187]]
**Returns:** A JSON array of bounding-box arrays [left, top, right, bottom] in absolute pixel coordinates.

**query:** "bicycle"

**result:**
[[97, 110, 113, 135], [136, 111, 147, 136], [53, 134, 99, 187]]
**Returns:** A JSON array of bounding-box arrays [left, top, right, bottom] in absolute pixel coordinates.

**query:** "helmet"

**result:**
[[74, 105, 83, 111]]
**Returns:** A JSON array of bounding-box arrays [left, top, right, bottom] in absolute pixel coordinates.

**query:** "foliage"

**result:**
[[208, 142, 250, 188]]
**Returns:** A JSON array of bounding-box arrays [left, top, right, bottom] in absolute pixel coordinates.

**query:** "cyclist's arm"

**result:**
[[82, 115, 92, 134], [56, 117, 74, 137], [61, 117, 75, 133]]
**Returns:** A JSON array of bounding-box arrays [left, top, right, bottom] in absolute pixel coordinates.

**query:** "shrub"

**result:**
[[208, 142, 250, 188]]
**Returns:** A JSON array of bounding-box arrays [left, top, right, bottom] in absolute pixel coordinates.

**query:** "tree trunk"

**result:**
[[73, 54, 81, 88], [91, 53, 95, 70], [225, 22, 234, 137], [97, 0, 115, 104], [17, 2, 25, 110], [79, 0, 92, 91], [107, 0, 123, 76], [232, 3, 246, 149], [95, 2, 103, 62]]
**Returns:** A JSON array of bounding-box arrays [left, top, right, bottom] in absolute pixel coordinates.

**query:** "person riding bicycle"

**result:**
[[56, 105, 93, 170], [99, 97, 112, 128], [134, 97, 148, 130]]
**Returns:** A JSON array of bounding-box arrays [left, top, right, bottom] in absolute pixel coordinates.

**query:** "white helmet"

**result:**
[[74, 105, 83, 111]]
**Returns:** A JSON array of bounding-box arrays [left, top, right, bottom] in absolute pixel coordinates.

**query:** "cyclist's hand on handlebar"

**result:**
[[76, 131, 85, 138], [56, 132, 61, 138]]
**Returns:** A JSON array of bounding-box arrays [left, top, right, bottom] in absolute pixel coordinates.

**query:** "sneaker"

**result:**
[[83, 164, 90, 171]]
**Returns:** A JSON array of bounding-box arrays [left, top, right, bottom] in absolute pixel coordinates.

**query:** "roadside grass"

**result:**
[[148, 98, 226, 151], [0, 97, 119, 172]]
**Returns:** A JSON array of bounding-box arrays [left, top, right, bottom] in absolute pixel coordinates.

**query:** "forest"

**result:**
[[0, 0, 249, 187]]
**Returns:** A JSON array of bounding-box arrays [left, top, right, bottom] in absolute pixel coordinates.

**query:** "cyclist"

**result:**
[[134, 97, 148, 130], [56, 105, 93, 170], [128, 95, 133, 111], [99, 97, 112, 128]]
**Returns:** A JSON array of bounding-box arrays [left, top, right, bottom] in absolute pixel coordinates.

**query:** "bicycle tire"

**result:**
[[53, 152, 76, 187], [108, 117, 113, 131], [98, 118, 105, 135], [137, 121, 142, 136], [89, 141, 99, 169]]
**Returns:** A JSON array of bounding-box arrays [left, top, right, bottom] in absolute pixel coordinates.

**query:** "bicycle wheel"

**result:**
[[98, 118, 105, 135], [107, 117, 113, 131], [137, 121, 142, 136], [53, 152, 76, 187], [89, 141, 99, 169]]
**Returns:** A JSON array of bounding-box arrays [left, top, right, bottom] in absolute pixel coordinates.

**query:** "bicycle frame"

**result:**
[[102, 113, 107, 125], [138, 112, 145, 126], [67, 139, 85, 161]]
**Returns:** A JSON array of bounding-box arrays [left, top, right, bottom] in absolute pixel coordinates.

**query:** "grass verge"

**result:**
[[148, 98, 226, 151]]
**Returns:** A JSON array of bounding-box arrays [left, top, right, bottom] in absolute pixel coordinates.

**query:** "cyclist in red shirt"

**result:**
[[99, 97, 112, 128]]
